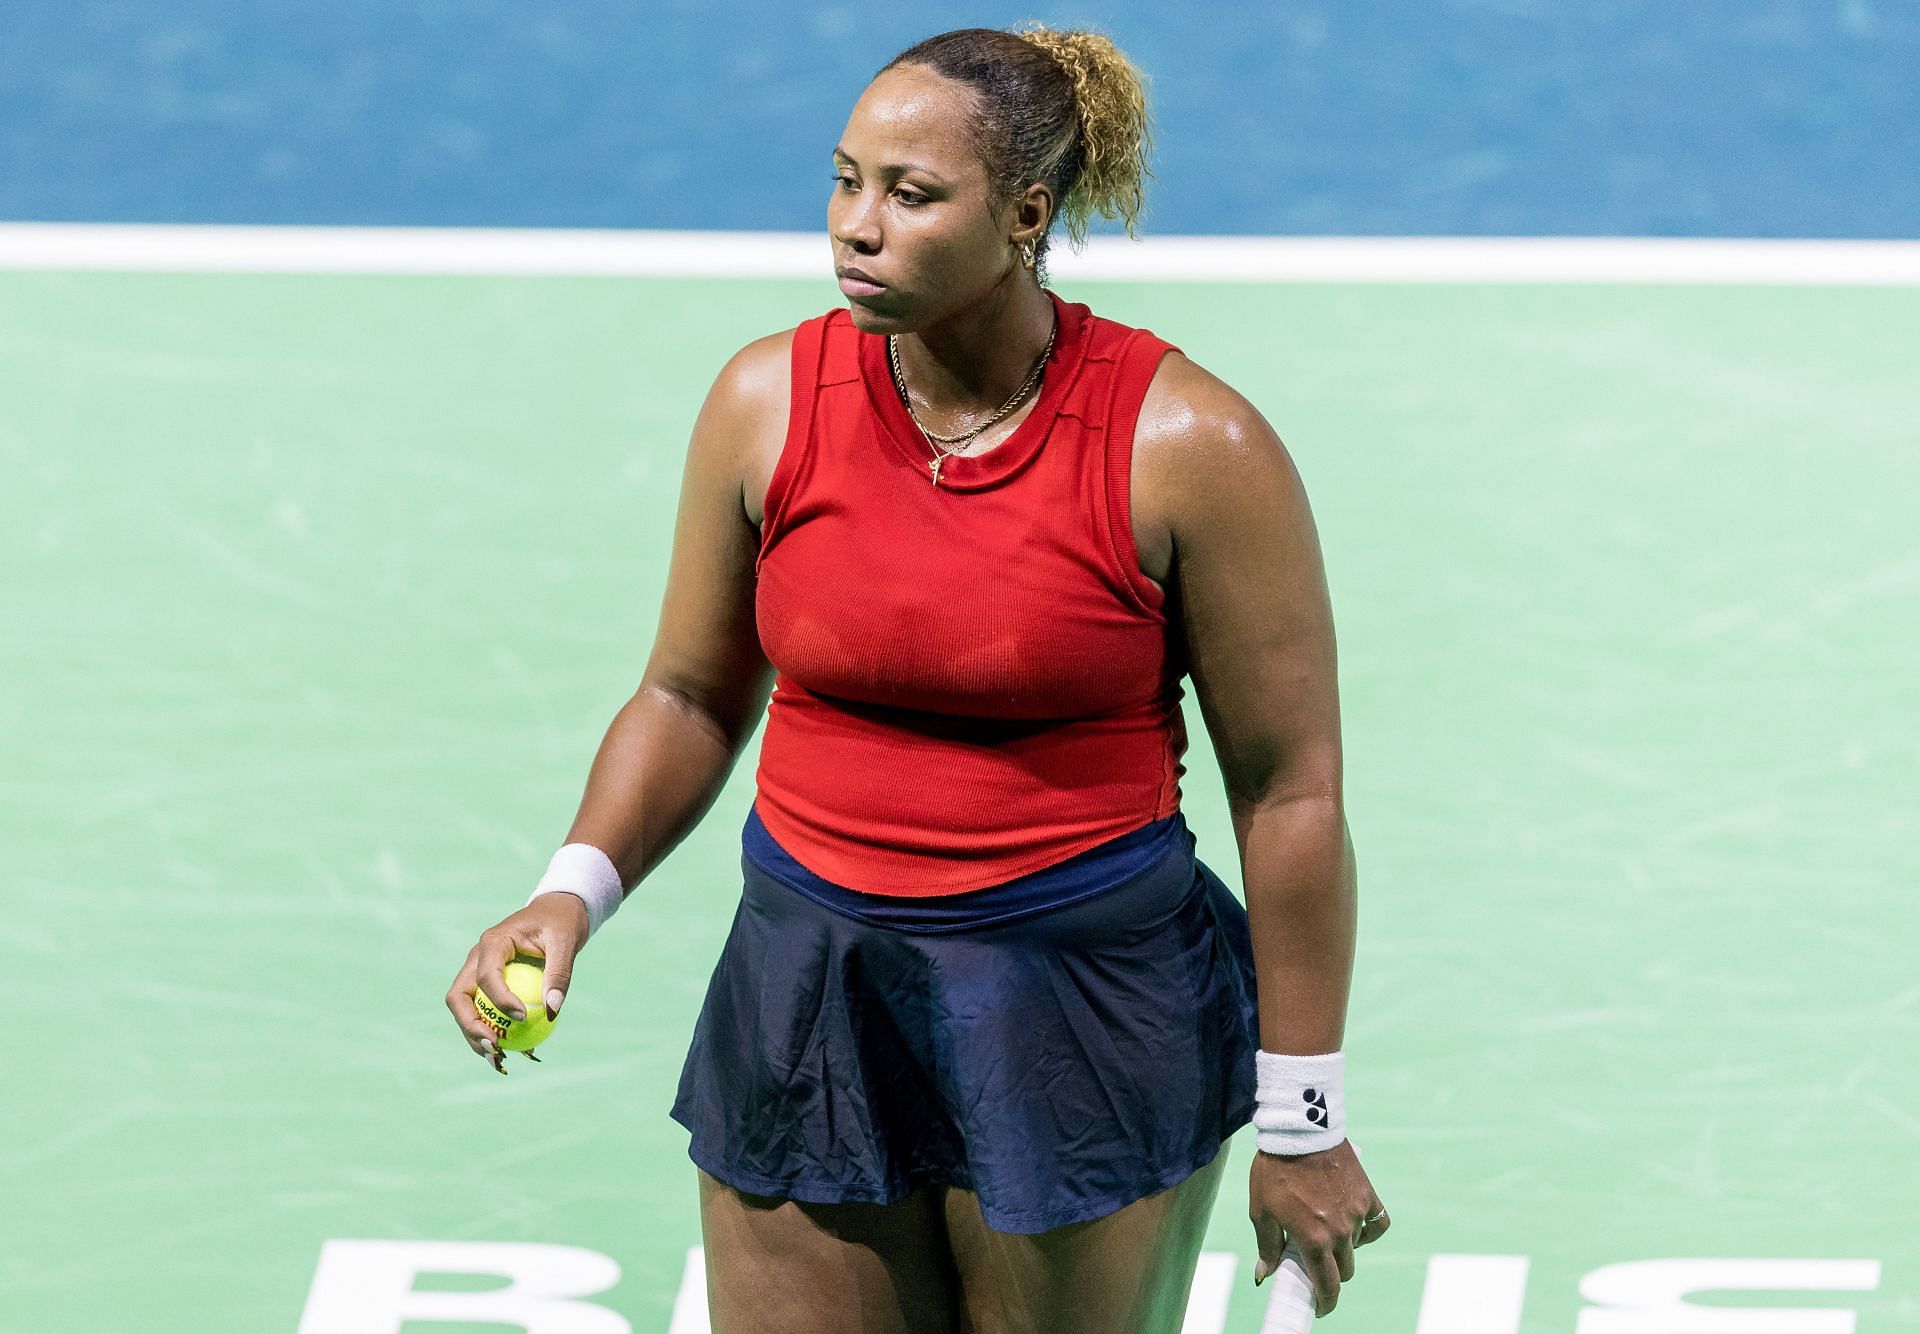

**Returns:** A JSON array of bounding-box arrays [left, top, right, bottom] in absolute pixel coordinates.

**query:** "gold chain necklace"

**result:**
[[887, 316, 1057, 488]]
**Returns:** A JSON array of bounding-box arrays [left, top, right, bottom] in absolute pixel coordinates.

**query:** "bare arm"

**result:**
[[446, 330, 792, 1072], [561, 329, 793, 893], [1141, 353, 1382, 1315], [1144, 354, 1352, 1056]]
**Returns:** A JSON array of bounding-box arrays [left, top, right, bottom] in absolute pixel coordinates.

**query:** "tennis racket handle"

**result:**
[[1258, 1240, 1317, 1332]]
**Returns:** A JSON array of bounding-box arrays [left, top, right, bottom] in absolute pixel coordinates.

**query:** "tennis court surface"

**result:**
[[3, 269, 1914, 1331]]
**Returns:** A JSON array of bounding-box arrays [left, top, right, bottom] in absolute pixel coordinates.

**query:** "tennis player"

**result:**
[[448, 23, 1388, 1333]]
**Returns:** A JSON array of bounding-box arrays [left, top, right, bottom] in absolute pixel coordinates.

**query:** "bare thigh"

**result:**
[[698, 1167, 962, 1334], [941, 1147, 1231, 1334]]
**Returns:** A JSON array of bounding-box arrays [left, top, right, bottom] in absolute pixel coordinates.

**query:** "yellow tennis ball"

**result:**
[[474, 954, 557, 1052]]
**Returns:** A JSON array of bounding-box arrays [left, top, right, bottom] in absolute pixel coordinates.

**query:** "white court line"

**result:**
[[2, 223, 1919, 284]]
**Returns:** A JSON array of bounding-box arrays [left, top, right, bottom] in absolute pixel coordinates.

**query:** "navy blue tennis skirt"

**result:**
[[668, 806, 1260, 1235]]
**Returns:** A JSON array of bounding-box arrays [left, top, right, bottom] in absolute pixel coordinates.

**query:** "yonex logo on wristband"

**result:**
[[1302, 1087, 1329, 1127]]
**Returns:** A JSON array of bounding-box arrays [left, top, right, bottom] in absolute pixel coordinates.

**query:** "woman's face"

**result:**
[[829, 64, 1040, 333]]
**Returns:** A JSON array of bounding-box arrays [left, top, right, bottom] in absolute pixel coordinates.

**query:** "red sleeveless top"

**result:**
[[752, 290, 1190, 896]]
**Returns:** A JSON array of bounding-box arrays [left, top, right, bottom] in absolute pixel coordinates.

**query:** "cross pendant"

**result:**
[[929, 455, 943, 488]]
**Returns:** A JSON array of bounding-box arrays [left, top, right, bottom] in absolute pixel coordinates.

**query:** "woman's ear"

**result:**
[[1009, 180, 1054, 250]]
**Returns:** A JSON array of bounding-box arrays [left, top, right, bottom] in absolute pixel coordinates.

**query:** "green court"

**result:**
[[3, 271, 1914, 1331]]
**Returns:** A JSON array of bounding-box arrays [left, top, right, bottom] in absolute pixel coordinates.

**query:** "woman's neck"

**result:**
[[895, 278, 1057, 415]]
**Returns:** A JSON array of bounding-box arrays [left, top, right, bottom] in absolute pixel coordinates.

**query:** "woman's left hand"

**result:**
[[1248, 1139, 1388, 1316]]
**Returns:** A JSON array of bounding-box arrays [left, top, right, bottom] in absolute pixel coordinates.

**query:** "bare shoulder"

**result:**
[[1134, 353, 1340, 807], [1133, 350, 1308, 571], [688, 328, 795, 529], [710, 327, 795, 414], [646, 328, 796, 745]]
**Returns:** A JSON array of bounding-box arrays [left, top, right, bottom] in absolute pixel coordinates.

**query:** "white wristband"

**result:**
[[1252, 1049, 1346, 1156], [524, 843, 624, 939]]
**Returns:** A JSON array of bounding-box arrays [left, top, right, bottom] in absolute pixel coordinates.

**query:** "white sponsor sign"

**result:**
[[297, 1242, 1883, 1333]]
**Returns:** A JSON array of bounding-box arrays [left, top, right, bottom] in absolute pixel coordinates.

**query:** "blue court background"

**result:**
[[5, 0, 1917, 237]]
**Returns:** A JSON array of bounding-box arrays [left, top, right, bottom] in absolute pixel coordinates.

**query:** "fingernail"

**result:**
[[546, 988, 564, 1017], [1253, 1260, 1270, 1285]]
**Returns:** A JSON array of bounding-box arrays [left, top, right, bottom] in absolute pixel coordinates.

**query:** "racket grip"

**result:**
[[1258, 1240, 1317, 1332]]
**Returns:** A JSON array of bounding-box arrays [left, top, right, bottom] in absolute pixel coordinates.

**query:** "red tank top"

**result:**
[[752, 290, 1189, 896]]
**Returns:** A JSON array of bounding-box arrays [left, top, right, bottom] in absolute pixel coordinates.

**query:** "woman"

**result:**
[[448, 24, 1387, 1334]]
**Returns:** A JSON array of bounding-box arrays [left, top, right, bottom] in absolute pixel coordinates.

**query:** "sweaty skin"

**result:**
[[447, 58, 1389, 1332]]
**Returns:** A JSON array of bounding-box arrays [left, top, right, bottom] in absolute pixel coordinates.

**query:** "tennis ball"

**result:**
[[474, 953, 557, 1052]]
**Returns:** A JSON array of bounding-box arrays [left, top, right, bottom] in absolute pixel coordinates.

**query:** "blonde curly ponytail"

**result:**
[[1009, 23, 1153, 247], [880, 24, 1156, 277]]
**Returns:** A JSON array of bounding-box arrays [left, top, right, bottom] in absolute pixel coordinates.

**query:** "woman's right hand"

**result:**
[[445, 892, 591, 1073]]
